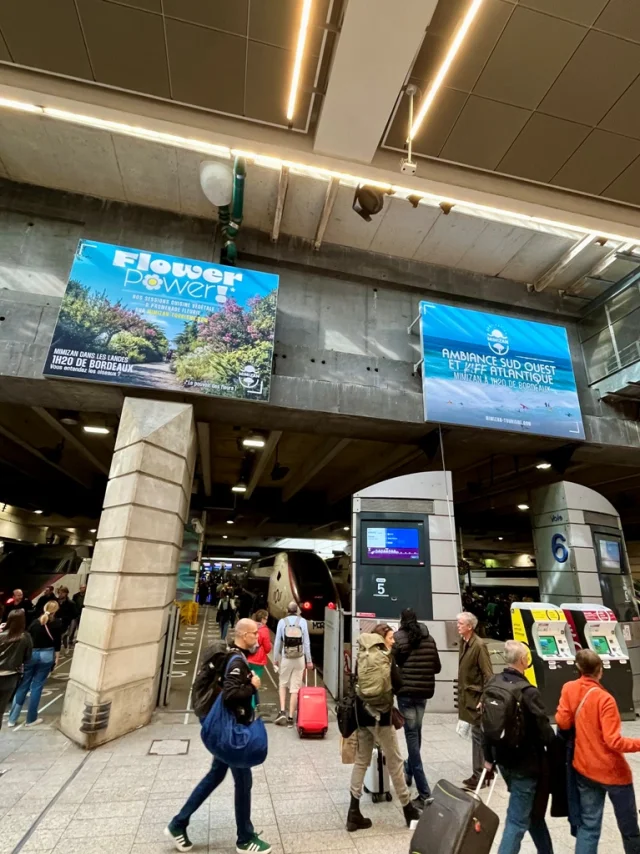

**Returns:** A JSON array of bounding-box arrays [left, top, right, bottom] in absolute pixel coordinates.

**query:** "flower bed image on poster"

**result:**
[[43, 239, 279, 401], [419, 301, 585, 440]]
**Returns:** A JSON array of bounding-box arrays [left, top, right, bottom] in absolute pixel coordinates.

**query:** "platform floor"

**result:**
[[2, 709, 639, 854]]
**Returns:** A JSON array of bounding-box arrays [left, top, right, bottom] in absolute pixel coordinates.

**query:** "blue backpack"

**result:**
[[200, 655, 268, 768]]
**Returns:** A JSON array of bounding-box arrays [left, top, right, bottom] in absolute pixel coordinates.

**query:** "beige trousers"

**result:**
[[349, 725, 411, 807]]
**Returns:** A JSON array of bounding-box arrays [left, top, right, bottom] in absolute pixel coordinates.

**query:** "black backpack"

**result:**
[[191, 641, 230, 720], [481, 674, 527, 749]]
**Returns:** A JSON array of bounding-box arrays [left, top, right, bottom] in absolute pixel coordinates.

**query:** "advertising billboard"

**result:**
[[44, 239, 279, 402], [420, 302, 584, 439]]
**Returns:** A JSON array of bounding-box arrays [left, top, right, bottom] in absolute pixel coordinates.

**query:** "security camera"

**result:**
[[401, 158, 417, 176]]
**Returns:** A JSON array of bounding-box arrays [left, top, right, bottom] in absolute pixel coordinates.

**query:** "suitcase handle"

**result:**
[[304, 667, 317, 687], [475, 766, 499, 806]]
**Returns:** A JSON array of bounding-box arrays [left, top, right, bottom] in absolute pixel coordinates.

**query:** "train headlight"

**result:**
[[327, 602, 336, 610], [302, 601, 312, 611]]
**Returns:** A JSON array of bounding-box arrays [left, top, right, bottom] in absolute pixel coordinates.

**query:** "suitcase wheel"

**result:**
[[385, 793, 392, 802], [363, 786, 370, 795], [372, 793, 382, 804]]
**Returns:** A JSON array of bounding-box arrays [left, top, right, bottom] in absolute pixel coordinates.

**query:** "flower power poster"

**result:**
[[419, 302, 585, 440], [44, 239, 279, 401]]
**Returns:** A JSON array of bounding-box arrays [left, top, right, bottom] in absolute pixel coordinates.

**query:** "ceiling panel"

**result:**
[[245, 42, 310, 129], [78, 0, 170, 98], [604, 157, 640, 206], [600, 77, 640, 141], [166, 19, 246, 114], [0, 31, 10, 61], [104, 0, 161, 11], [474, 7, 585, 109], [539, 30, 640, 125], [279, 174, 327, 240], [498, 232, 574, 282], [455, 222, 536, 277], [412, 0, 513, 94], [440, 96, 531, 170], [163, 0, 248, 34], [518, 0, 608, 26], [112, 135, 180, 211], [497, 113, 590, 182], [411, 210, 489, 267], [249, 0, 329, 54], [322, 185, 380, 252], [594, 0, 640, 43], [0, 0, 92, 79], [368, 198, 441, 259], [552, 129, 640, 195], [389, 87, 467, 157]]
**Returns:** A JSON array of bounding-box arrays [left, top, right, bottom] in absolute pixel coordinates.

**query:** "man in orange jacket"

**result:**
[[556, 648, 640, 854]]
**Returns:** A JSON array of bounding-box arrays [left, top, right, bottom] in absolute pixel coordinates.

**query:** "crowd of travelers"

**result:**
[[0, 583, 86, 728], [163, 598, 640, 854]]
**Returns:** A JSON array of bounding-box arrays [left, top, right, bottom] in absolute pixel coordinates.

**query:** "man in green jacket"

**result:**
[[457, 611, 493, 789]]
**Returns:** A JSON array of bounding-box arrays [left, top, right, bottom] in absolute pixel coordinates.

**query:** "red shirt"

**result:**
[[556, 675, 640, 786], [247, 624, 272, 667]]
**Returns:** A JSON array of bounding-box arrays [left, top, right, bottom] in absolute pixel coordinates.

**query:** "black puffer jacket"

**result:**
[[394, 624, 441, 699]]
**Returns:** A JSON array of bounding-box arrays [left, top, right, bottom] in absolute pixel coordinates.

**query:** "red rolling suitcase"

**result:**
[[297, 669, 328, 738]]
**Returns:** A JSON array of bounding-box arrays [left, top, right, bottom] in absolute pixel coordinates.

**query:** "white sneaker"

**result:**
[[24, 718, 43, 728], [7, 721, 16, 728]]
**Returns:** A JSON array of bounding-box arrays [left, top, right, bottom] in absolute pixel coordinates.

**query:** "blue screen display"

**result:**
[[366, 527, 420, 561]]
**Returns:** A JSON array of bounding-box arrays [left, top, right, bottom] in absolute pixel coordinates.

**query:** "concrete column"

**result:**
[[61, 398, 196, 747]]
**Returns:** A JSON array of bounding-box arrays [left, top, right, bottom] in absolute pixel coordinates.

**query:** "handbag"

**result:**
[[336, 691, 358, 739], [340, 733, 357, 765], [391, 707, 405, 730], [200, 655, 268, 768]]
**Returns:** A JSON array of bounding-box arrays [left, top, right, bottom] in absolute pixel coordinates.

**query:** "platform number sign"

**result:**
[[552, 533, 569, 564]]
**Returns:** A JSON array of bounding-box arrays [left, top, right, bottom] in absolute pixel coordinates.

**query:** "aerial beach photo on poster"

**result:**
[[43, 239, 279, 402], [419, 301, 585, 440]]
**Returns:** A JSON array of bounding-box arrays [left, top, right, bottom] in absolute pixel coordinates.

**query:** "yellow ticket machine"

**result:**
[[562, 603, 635, 720], [511, 602, 578, 716]]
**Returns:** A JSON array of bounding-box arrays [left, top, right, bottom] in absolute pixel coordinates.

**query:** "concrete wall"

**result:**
[[1, 178, 639, 451]]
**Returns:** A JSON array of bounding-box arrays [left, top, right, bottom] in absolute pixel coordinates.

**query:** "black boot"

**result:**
[[346, 796, 372, 832], [403, 801, 421, 827]]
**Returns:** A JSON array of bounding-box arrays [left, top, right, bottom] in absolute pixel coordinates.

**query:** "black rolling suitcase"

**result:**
[[409, 770, 499, 854]]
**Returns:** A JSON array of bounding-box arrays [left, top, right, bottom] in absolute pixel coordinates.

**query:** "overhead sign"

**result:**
[[419, 302, 585, 439], [44, 239, 279, 402]]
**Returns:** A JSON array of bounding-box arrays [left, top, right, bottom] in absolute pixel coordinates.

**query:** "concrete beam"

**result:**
[[282, 438, 351, 502], [32, 406, 109, 475], [313, 0, 438, 162], [314, 177, 339, 250], [328, 447, 424, 503], [245, 431, 282, 499], [533, 233, 598, 293], [196, 422, 212, 497], [271, 166, 289, 243]]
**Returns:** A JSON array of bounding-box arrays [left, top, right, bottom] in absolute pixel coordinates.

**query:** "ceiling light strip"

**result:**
[[286, 0, 314, 122], [0, 99, 635, 246], [410, 0, 485, 141]]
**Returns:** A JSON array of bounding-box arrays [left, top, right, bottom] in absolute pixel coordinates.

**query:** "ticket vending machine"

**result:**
[[511, 602, 578, 716], [562, 603, 635, 720]]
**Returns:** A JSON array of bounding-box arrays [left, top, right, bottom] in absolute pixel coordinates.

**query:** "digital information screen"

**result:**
[[366, 527, 420, 562], [538, 635, 559, 656], [600, 539, 622, 572], [591, 636, 611, 656]]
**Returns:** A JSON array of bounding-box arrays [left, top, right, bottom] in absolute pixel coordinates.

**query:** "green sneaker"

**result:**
[[236, 833, 272, 854], [164, 824, 193, 852]]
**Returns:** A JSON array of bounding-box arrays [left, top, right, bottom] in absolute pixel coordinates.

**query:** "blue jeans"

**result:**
[[171, 757, 254, 845], [9, 648, 55, 725], [398, 697, 430, 798], [498, 768, 553, 854], [576, 772, 640, 854]]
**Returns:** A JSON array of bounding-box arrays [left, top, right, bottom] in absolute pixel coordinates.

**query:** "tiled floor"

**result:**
[[1, 712, 638, 854]]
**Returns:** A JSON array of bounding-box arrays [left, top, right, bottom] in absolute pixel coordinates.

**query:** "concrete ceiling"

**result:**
[[385, 0, 640, 207], [1, 108, 637, 300]]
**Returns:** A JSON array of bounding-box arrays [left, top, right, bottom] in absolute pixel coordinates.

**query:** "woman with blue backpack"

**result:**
[[165, 618, 270, 854]]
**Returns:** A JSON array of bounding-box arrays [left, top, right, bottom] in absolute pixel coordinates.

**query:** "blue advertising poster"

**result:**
[[420, 302, 585, 439], [44, 239, 279, 401]]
